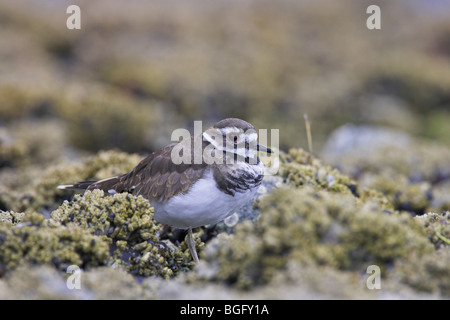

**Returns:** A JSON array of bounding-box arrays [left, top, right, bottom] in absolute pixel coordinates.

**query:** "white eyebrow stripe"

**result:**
[[246, 132, 258, 142], [203, 131, 224, 150], [220, 127, 242, 135]]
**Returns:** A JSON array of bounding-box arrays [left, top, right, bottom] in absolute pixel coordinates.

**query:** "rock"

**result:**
[[321, 124, 412, 161]]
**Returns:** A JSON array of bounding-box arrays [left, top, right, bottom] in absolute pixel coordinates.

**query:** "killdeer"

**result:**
[[58, 118, 272, 263]]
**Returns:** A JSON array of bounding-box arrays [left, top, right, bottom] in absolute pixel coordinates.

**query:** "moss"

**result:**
[[416, 211, 450, 249], [0, 265, 79, 300], [279, 148, 394, 211], [0, 265, 155, 299], [5, 150, 142, 213], [323, 140, 450, 215], [74, 267, 156, 299], [280, 148, 355, 191], [423, 111, 450, 145], [0, 85, 53, 122], [1, 0, 450, 298], [0, 210, 24, 224], [1, 120, 67, 169], [99, 61, 170, 101], [0, 128, 26, 169], [1, 188, 200, 281], [193, 187, 433, 290], [392, 249, 450, 296], [50, 189, 197, 278], [394, 183, 432, 215], [360, 53, 450, 118], [0, 212, 110, 274], [55, 90, 159, 153]]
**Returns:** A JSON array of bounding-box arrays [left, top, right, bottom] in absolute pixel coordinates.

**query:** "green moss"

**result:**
[[1, 188, 200, 280], [416, 211, 450, 249], [55, 90, 159, 153], [6, 150, 142, 213], [280, 148, 355, 190], [0, 265, 155, 299], [0, 212, 110, 274], [324, 140, 450, 215], [423, 111, 450, 145], [100, 61, 170, 101], [361, 53, 450, 117], [279, 148, 394, 211], [0, 210, 24, 225], [0, 129, 26, 169], [50, 189, 197, 278], [394, 183, 432, 215], [0, 85, 52, 121], [193, 187, 433, 290], [392, 249, 450, 296], [1, 120, 67, 170]]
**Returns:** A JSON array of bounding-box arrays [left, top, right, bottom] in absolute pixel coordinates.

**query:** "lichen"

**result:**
[[0, 212, 110, 273], [323, 141, 450, 215], [416, 211, 450, 249], [191, 187, 434, 290], [50, 189, 198, 278], [391, 249, 450, 296], [54, 90, 160, 153], [0, 85, 52, 122], [0, 265, 155, 299], [0, 188, 200, 281], [278, 148, 394, 211], [0, 210, 24, 224], [3, 150, 142, 213]]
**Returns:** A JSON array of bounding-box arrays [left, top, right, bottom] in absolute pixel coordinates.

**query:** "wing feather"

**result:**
[[82, 140, 207, 203]]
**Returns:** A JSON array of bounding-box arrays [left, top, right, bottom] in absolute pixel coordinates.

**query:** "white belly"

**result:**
[[152, 169, 258, 229]]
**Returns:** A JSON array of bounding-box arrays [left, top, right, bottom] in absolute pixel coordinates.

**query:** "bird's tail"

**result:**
[[57, 180, 98, 191], [57, 176, 123, 194]]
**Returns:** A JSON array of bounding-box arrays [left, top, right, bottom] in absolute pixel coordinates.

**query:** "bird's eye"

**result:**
[[227, 132, 240, 144]]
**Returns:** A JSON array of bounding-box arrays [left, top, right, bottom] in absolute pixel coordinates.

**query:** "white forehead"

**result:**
[[221, 127, 258, 141]]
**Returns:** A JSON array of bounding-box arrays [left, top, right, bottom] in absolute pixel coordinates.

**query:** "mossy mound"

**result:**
[[1, 146, 449, 298], [1, 150, 142, 213], [0, 128, 26, 169], [0, 119, 66, 170], [0, 85, 55, 123], [0, 210, 24, 224], [55, 90, 161, 153], [416, 211, 450, 249], [0, 265, 154, 300], [391, 248, 450, 296], [279, 148, 394, 211], [0, 212, 110, 273], [192, 187, 433, 290], [323, 137, 450, 215], [1, 189, 200, 281], [50, 190, 197, 278]]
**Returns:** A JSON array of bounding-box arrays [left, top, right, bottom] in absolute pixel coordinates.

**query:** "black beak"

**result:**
[[257, 143, 272, 154]]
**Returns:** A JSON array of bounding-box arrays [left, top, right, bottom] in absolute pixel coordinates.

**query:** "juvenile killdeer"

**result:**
[[58, 118, 272, 263]]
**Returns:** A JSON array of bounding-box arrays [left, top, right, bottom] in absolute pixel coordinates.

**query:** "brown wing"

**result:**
[[86, 142, 207, 203]]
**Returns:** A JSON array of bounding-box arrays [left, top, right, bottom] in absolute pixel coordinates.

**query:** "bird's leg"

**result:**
[[186, 228, 199, 263]]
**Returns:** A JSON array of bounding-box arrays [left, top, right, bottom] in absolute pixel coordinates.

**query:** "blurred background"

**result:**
[[0, 0, 449, 209], [1, 0, 449, 152]]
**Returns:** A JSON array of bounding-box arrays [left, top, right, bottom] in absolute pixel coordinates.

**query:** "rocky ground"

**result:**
[[0, 0, 450, 299], [0, 138, 449, 299]]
